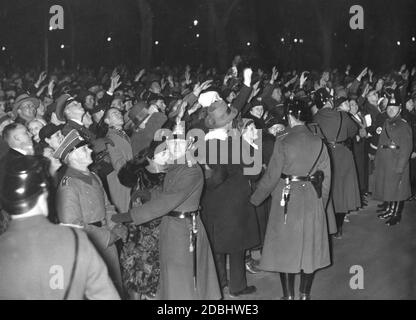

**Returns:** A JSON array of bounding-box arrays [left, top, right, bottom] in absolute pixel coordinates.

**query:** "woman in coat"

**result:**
[[112, 138, 221, 300], [250, 99, 332, 300], [117, 146, 165, 300], [374, 94, 412, 226]]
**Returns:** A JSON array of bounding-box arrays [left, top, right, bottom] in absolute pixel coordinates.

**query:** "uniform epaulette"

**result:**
[[61, 176, 71, 186]]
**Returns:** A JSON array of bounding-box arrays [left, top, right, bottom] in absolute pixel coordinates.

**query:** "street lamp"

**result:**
[[281, 38, 285, 43], [193, 20, 198, 26], [397, 41, 401, 46], [107, 37, 112, 42], [60, 44, 65, 49], [299, 39, 304, 44], [155, 41, 159, 45], [247, 42, 251, 46], [196, 34, 200, 38], [412, 36, 415, 42], [1, 46, 6, 51], [294, 38, 298, 43]]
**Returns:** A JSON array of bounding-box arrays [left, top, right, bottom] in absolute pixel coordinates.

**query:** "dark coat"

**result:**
[[0, 215, 119, 299], [0, 148, 25, 194], [250, 125, 332, 273], [129, 163, 220, 300], [314, 108, 361, 213], [373, 116, 412, 201], [0, 138, 9, 160], [368, 111, 389, 156], [201, 132, 261, 253], [62, 120, 97, 142]]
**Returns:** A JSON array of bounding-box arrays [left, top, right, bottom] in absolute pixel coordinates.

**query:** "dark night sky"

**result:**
[[0, 0, 415, 71]]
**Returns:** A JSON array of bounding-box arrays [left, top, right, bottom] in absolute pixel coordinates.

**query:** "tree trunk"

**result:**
[[137, 0, 153, 68], [313, 1, 332, 69], [206, 0, 241, 71]]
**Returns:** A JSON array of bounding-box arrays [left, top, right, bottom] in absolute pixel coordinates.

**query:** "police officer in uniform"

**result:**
[[54, 129, 127, 296], [250, 99, 332, 300], [313, 88, 361, 238], [0, 156, 119, 299], [374, 94, 412, 226]]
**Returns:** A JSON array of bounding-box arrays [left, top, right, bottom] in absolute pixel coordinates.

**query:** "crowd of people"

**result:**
[[0, 55, 415, 300]]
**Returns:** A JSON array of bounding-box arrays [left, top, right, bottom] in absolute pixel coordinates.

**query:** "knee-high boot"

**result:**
[[377, 201, 394, 220], [386, 201, 403, 226], [279, 273, 295, 300], [299, 271, 315, 300]]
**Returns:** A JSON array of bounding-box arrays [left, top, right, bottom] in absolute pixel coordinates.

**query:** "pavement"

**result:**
[[225, 197, 416, 300]]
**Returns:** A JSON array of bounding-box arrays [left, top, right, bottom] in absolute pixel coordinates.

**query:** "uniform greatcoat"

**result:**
[[0, 215, 119, 299], [373, 116, 412, 201], [56, 167, 123, 293], [106, 128, 133, 213], [129, 163, 221, 300], [251, 125, 332, 273], [314, 108, 361, 213]]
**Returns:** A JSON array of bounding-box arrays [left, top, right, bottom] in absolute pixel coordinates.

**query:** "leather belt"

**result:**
[[281, 173, 311, 182], [88, 221, 103, 227], [167, 208, 200, 219], [327, 140, 348, 148], [381, 144, 400, 150]]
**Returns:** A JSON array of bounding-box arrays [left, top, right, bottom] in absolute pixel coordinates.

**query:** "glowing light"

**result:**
[[344, 43, 348, 48], [299, 39, 304, 43], [412, 37, 415, 42], [107, 37, 112, 42], [247, 42, 251, 46], [196, 33, 200, 38], [1, 46, 6, 51], [154, 41, 159, 45], [294, 38, 298, 43], [60, 44, 65, 49], [49, 25, 53, 31], [193, 20, 198, 26], [397, 41, 401, 46], [281, 38, 284, 43]]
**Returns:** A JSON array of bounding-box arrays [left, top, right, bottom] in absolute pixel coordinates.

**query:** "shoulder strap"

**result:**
[[384, 122, 391, 140], [335, 112, 343, 142], [63, 227, 79, 300], [307, 141, 324, 176]]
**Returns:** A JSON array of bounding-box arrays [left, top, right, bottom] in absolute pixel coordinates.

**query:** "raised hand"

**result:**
[[35, 71, 47, 88], [300, 71, 309, 88], [134, 68, 146, 82], [357, 67, 368, 81], [109, 73, 122, 94], [270, 66, 279, 84], [185, 68, 192, 85], [243, 68, 253, 87], [193, 80, 213, 97], [47, 79, 55, 97]]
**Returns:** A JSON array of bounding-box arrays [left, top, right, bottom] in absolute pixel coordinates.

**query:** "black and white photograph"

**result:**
[[0, 0, 415, 305]]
